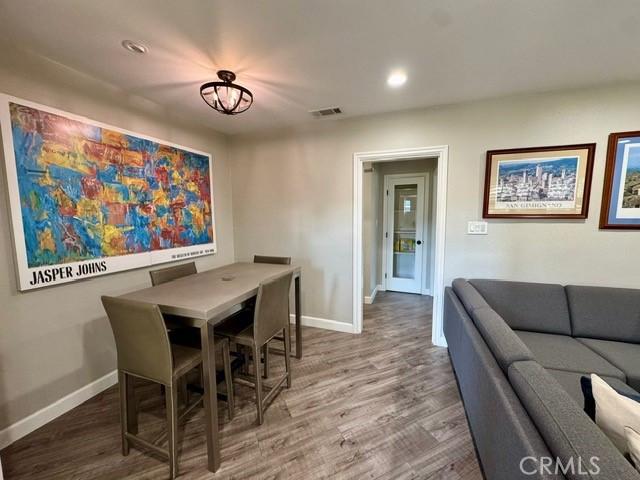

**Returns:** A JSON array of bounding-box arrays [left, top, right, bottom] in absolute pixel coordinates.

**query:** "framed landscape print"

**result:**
[[483, 144, 596, 219], [0, 95, 217, 291], [600, 131, 640, 229]]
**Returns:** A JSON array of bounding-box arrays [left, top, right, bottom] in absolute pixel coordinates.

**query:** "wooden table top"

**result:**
[[121, 262, 300, 323]]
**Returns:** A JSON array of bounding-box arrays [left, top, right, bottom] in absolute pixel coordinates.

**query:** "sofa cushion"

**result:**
[[627, 427, 640, 473], [508, 361, 640, 480], [578, 338, 640, 391], [470, 307, 533, 372], [469, 279, 571, 335], [546, 368, 637, 409], [592, 374, 640, 455], [452, 278, 490, 313], [566, 285, 640, 343], [514, 331, 626, 380], [581, 374, 640, 422]]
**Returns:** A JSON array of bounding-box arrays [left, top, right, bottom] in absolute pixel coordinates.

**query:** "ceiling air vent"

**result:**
[[309, 107, 342, 118]]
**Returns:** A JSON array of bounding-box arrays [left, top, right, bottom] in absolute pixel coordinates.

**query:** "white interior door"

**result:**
[[385, 176, 425, 294]]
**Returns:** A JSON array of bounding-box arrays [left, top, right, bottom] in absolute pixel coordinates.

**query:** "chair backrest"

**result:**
[[101, 296, 173, 385], [253, 255, 291, 265], [253, 272, 294, 345], [149, 262, 197, 286]]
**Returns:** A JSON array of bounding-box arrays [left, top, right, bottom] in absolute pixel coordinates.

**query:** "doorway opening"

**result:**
[[353, 147, 448, 347], [383, 172, 430, 295]]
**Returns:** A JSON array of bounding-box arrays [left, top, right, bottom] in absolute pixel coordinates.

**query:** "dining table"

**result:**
[[120, 261, 302, 472]]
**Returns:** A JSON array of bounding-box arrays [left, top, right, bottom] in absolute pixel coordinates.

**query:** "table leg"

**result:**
[[295, 275, 302, 359], [200, 321, 220, 472]]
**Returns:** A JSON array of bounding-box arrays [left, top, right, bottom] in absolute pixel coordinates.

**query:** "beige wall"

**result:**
[[230, 82, 640, 325], [0, 49, 235, 431]]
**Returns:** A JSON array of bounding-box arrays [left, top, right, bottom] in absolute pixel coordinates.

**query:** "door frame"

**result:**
[[353, 146, 448, 347], [382, 173, 429, 294]]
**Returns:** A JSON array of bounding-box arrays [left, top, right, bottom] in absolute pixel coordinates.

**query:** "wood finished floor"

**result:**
[[0, 292, 482, 480]]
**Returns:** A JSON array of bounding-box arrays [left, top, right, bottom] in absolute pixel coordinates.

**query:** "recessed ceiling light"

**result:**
[[387, 70, 407, 88], [121, 40, 148, 54]]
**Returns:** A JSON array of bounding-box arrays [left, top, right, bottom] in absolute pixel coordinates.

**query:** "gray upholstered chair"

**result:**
[[253, 255, 291, 266], [216, 272, 293, 425], [150, 262, 198, 331], [101, 296, 208, 479], [252, 256, 292, 377], [148, 262, 235, 421], [149, 262, 198, 286]]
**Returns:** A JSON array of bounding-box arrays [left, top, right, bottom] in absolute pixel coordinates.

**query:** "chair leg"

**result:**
[[284, 326, 292, 389], [126, 374, 138, 435], [166, 382, 179, 479], [263, 343, 270, 379], [118, 371, 130, 456], [253, 344, 264, 425], [222, 340, 235, 420], [243, 346, 250, 375], [179, 378, 188, 406]]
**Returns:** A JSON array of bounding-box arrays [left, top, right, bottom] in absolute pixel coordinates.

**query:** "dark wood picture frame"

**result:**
[[600, 130, 640, 230], [483, 143, 596, 219]]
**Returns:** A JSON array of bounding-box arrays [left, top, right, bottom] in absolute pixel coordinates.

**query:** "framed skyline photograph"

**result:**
[[483, 144, 596, 219], [0, 95, 217, 291], [600, 131, 640, 229]]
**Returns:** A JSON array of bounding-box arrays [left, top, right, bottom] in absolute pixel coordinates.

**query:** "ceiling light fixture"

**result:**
[[121, 40, 148, 54], [387, 70, 407, 88], [200, 70, 253, 115]]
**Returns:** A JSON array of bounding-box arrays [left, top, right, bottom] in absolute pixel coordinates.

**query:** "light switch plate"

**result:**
[[467, 221, 488, 235]]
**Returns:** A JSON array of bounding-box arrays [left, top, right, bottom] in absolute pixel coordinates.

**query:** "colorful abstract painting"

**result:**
[[1, 96, 216, 290]]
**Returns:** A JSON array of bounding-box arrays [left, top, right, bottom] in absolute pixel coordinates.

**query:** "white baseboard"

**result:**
[[376, 283, 385, 292], [433, 333, 448, 348], [363, 285, 379, 304], [0, 369, 117, 450], [290, 314, 355, 333]]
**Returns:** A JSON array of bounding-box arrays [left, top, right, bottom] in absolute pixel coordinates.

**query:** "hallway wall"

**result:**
[[362, 163, 380, 298], [376, 159, 438, 295]]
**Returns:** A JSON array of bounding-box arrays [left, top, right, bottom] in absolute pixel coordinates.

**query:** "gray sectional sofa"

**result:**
[[444, 279, 640, 480]]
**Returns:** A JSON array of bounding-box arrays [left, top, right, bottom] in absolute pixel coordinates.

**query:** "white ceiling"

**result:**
[[1, 0, 639, 135]]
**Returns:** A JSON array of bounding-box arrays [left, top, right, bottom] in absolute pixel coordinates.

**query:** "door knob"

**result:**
[[416, 240, 422, 245]]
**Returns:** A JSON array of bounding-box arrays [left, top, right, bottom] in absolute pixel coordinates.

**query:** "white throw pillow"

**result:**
[[627, 427, 640, 472], [591, 374, 640, 454]]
